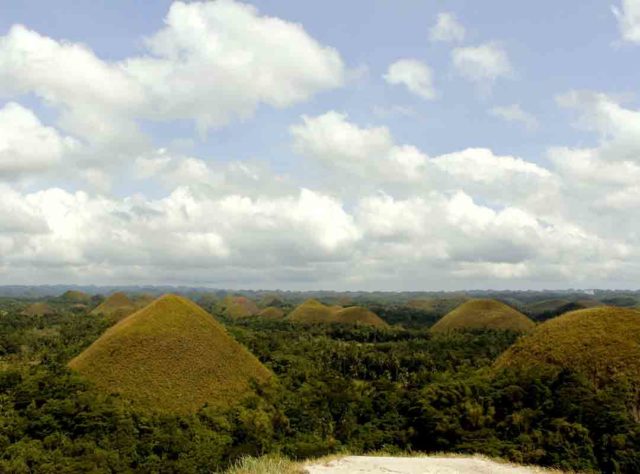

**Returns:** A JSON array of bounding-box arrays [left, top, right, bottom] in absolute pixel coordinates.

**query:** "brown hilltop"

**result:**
[[334, 306, 389, 328], [21, 302, 56, 317], [59, 290, 91, 303], [221, 295, 260, 319], [258, 306, 286, 320], [69, 294, 271, 414], [495, 306, 640, 390], [91, 292, 136, 322], [431, 298, 535, 333], [287, 299, 387, 327]]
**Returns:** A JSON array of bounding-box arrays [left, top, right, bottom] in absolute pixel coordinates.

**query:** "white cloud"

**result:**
[[0, 102, 78, 176], [0, 0, 345, 145], [489, 104, 538, 130], [125, 0, 345, 132], [452, 42, 513, 85], [612, 0, 640, 43], [290, 111, 428, 182], [429, 12, 465, 43], [383, 59, 436, 100], [291, 113, 555, 209], [557, 91, 640, 162], [0, 185, 361, 284]]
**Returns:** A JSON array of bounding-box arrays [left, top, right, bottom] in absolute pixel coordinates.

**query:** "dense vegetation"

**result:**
[[1, 297, 640, 473]]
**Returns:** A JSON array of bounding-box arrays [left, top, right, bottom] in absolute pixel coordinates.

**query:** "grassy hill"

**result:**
[[58, 290, 92, 303], [525, 298, 603, 322], [69, 294, 271, 414], [287, 299, 387, 327], [258, 306, 285, 320], [222, 295, 260, 319], [494, 306, 640, 389], [91, 292, 136, 322], [431, 299, 535, 333], [333, 306, 388, 328], [21, 302, 56, 317], [287, 299, 337, 324]]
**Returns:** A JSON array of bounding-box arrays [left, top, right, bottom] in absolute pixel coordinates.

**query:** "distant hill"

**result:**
[[90, 292, 137, 322], [287, 299, 336, 324], [495, 306, 640, 390], [21, 302, 56, 317], [333, 306, 388, 328], [258, 306, 285, 320], [58, 290, 92, 303], [287, 299, 387, 327], [431, 299, 535, 333], [69, 294, 271, 414], [407, 296, 468, 315], [221, 295, 260, 319], [525, 298, 603, 321]]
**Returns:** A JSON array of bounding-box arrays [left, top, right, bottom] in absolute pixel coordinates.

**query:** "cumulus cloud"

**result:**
[[0, 185, 360, 284], [0, 2, 637, 289], [290, 111, 428, 183], [383, 59, 436, 100], [0, 102, 78, 176], [0, 0, 345, 144], [489, 104, 538, 130], [429, 12, 465, 43], [291, 113, 555, 209], [452, 42, 513, 85], [612, 0, 640, 43]]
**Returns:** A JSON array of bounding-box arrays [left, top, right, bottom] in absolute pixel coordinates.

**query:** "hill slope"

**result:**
[[222, 295, 260, 319], [69, 294, 271, 414], [91, 292, 136, 321], [258, 306, 286, 320], [59, 290, 91, 303], [287, 300, 387, 327], [431, 299, 534, 333], [287, 299, 338, 324], [333, 306, 388, 328], [494, 306, 640, 389], [21, 302, 56, 317]]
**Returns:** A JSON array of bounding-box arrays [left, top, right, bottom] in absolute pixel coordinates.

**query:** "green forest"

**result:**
[[1, 296, 640, 473]]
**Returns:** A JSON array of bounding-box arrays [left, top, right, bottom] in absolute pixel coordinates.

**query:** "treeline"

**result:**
[[1, 306, 639, 472]]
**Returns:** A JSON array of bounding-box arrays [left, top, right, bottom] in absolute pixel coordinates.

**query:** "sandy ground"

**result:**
[[304, 455, 560, 474]]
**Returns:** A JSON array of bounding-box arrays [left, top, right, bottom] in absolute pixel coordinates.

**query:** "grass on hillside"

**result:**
[[333, 306, 388, 328], [58, 290, 92, 303], [258, 306, 285, 320], [431, 299, 535, 333], [21, 302, 56, 317], [495, 306, 640, 390], [287, 299, 387, 327], [223, 295, 260, 319], [90, 292, 137, 322], [69, 294, 272, 414]]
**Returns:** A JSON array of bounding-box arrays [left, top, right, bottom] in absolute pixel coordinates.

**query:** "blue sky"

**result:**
[[0, 0, 639, 289]]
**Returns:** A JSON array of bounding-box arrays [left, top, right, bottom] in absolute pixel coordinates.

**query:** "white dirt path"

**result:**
[[304, 455, 561, 474]]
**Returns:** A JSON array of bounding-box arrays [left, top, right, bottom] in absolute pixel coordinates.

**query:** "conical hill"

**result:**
[[334, 306, 388, 328], [431, 298, 534, 333], [91, 292, 136, 321], [221, 295, 259, 319], [21, 302, 56, 317], [287, 299, 387, 327], [494, 306, 640, 389], [69, 294, 271, 414]]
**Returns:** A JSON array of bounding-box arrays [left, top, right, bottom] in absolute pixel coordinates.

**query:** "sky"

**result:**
[[0, 0, 640, 290]]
